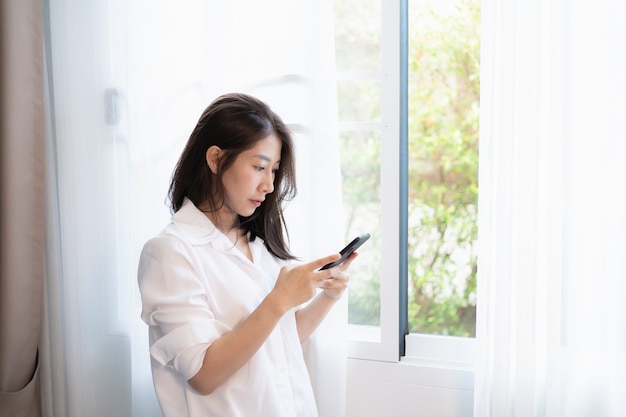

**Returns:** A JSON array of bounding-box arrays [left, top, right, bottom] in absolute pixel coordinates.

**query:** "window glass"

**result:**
[[339, 130, 382, 326], [334, 0, 381, 71], [336, 80, 381, 122], [334, 0, 383, 327], [334, 0, 480, 337], [407, 0, 480, 337]]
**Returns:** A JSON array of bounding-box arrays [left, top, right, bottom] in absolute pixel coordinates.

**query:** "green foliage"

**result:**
[[407, 0, 480, 336], [338, 131, 382, 326], [348, 261, 381, 326], [335, 0, 480, 336]]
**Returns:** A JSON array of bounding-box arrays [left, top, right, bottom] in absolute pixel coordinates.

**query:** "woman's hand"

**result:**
[[267, 254, 342, 313], [293, 251, 358, 342], [319, 251, 356, 300]]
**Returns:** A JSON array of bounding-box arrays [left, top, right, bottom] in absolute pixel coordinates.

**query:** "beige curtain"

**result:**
[[0, 1, 44, 417]]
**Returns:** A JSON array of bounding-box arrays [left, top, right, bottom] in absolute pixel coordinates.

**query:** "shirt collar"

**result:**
[[169, 198, 222, 245], [170, 198, 265, 256]]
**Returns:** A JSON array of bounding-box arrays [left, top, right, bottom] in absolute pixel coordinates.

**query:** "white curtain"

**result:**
[[475, 0, 626, 416], [42, 1, 345, 416]]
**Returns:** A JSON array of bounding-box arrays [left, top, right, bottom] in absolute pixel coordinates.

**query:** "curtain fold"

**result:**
[[0, 1, 45, 417], [475, 0, 626, 415]]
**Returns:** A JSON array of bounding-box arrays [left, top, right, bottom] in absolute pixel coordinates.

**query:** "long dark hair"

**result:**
[[168, 93, 297, 260]]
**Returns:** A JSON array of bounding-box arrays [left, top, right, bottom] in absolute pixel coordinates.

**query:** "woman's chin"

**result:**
[[238, 208, 258, 219]]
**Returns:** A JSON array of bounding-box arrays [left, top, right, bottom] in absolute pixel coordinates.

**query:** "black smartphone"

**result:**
[[319, 233, 370, 270]]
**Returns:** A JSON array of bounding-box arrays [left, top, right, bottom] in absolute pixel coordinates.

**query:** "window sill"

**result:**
[[347, 356, 474, 391], [348, 331, 476, 390]]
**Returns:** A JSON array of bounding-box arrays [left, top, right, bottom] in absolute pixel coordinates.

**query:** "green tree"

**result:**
[[334, 0, 480, 335], [407, 0, 480, 336]]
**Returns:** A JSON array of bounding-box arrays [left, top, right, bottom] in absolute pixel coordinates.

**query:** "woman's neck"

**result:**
[[200, 201, 235, 230], [214, 217, 252, 262], [199, 202, 253, 262]]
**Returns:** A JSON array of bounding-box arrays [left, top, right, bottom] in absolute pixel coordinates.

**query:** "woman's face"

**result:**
[[220, 134, 282, 221]]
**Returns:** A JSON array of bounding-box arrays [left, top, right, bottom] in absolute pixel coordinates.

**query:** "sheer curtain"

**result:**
[[43, 1, 344, 416], [475, 0, 626, 416]]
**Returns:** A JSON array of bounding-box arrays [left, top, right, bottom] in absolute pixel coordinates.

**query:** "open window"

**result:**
[[334, 0, 480, 369]]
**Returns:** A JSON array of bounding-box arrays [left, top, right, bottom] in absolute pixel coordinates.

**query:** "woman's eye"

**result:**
[[255, 166, 265, 172]]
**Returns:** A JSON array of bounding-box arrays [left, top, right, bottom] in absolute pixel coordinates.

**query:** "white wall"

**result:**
[[347, 360, 474, 417]]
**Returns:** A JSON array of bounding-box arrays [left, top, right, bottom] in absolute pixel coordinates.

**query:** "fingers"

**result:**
[[321, 253, 356, 283], [305, 250, 359, 273], [319, 265, 351, 301], [305, 253, 342, 273], [322, 251, 359, 277], [320, 276, 348, 290], [273, 252, 356, 307], [337, 251, 358, 270]]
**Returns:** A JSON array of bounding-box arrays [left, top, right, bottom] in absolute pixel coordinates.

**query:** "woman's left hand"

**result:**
[[319, 252, 357, 300]]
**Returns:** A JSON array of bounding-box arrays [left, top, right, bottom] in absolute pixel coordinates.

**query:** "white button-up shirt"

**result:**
[[138, 198, 319, 417]]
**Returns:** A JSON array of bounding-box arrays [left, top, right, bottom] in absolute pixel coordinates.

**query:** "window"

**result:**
[[334, 0, 400, 362], [334, 0, 480, 362], [406, 0, 480, 338], [334, 0, 384, 328]]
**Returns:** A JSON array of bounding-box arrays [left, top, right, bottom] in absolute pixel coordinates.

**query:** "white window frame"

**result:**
[[345, 0, 477, 381], [343, 0, 400, 363]]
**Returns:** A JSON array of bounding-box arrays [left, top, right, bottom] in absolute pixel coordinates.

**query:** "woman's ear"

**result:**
[[206, 145, 221, 174]]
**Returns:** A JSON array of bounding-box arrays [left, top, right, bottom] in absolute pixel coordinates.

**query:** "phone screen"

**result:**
[[319, 233, 370, 270]]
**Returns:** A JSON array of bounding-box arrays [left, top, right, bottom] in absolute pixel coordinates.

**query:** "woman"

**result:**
[[138, 93, 355, 417]]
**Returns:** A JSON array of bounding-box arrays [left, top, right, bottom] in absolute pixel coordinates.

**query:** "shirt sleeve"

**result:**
[[138, 234, 230, 379]]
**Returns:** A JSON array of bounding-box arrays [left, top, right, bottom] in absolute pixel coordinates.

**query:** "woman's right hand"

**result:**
[[267, 254, 342, 313]]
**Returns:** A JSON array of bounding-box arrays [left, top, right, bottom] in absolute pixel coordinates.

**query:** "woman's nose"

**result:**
[[261, 171, 275, 193]]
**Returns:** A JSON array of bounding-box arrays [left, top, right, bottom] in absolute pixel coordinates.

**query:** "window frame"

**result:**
[[345, 0, 477, 375], [345, 0, 401, 363]]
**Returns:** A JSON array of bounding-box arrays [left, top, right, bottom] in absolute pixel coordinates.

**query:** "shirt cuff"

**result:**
[[149, 320, 231, 378]]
